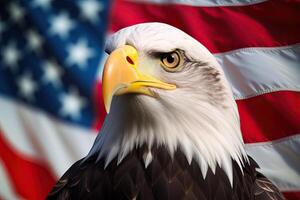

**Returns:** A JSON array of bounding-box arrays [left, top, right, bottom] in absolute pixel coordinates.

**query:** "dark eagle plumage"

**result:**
[[48, 145, 284, 200]]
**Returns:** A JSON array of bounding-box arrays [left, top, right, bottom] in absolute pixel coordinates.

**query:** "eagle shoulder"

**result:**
[[254, 172, 285, 200], [47, 157, 114, 200], [245, 157, 285, 200]]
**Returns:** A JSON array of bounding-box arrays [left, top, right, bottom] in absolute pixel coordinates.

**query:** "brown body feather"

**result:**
[[47, 146, 284, 200]]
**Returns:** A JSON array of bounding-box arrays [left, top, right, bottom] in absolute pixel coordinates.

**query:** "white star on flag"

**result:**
[[79, 0, 103, 23], [27, 30, 43, 52], [66, 39, 94, 69], [42, 60, 63, 86], [9, 3, 25, 23], [59, 88, 86, 119], [2, 42, 21, 71], [32, 0, 53, 10], [17, 73, 38, 101], [49, 13, 75, 38]]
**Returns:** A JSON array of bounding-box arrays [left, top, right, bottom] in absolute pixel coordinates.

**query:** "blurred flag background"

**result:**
[[0, 0, 299, 199]]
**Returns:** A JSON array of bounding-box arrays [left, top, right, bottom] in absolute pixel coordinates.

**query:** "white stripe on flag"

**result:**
[[215, 44, 300, 99], [128, 0, 267, 7], [0, 96, 96, 178], [246, 134, 300, 191], [0, 159, 21, 200]]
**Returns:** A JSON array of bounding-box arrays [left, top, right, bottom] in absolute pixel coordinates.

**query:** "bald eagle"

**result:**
[[48, 23, 284, 200]]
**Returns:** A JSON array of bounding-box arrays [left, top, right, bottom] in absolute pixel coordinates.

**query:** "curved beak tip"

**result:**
[[104, 96, 111, 113]]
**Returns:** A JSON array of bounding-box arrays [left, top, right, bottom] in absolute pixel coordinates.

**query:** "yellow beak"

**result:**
[[102, 45, 176, 113]]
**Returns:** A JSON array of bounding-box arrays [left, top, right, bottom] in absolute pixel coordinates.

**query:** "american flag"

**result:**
[[0, 0, 299, 199]]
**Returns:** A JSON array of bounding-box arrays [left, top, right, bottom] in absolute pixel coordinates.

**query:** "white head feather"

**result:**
[[87, 23, 248, 185]]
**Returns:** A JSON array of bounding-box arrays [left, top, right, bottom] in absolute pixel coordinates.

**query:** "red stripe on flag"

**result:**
[[237, 91, 300, 143], [109, 0, 300, 53], [92, 81, 106, 130], [283, 192, 300, 200], [0, 131, 56, 200]]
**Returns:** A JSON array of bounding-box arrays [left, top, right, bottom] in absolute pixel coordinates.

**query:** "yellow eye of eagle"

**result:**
[[160, 51, 181, 71]]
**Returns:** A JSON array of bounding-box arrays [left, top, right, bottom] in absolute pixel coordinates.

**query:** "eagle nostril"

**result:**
[[126, 56, 134, 65]]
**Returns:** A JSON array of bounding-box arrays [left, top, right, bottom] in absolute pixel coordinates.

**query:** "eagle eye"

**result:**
[[160, 51, 181, 71]]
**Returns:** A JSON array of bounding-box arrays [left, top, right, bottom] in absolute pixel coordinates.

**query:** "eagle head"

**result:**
[[88, 23, 248, 183]]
